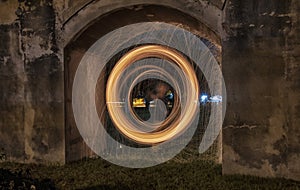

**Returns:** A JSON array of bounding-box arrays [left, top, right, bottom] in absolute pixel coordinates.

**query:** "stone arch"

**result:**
[[63, 2, 223, 162], [60, 0, 224, 47]]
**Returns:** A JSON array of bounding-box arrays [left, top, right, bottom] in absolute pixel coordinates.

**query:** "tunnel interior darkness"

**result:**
[[64, 4, 221, 162]]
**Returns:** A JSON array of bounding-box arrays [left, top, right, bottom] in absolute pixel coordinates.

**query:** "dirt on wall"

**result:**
[[0, 0, 299, 182]]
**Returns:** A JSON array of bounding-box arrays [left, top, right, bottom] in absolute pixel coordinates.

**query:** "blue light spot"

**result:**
[[200, 94, 208, 103]]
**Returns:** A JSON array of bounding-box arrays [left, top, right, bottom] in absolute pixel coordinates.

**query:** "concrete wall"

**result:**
[[222, 0, 300, 181], [0, 0, 64, 163], [0, 0, 299, 181]]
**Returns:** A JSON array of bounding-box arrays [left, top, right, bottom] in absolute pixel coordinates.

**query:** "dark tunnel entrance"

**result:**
[[64, 4, 222, 162]]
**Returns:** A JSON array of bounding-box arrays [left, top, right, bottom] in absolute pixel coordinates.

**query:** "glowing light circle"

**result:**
[[106, 45, 199, 144], [72, 22, 226, 168]]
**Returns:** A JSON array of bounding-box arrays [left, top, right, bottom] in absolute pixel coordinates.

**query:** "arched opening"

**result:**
[[64, 4, 221, 162]]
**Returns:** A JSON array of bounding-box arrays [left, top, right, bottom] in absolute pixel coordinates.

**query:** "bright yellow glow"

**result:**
[[133, 98, 146, 108], [106, 45, 199, 145]]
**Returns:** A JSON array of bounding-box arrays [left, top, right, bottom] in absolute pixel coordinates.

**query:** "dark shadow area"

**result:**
[[0, 168, 56, 190], [78, 184, 130, 190]]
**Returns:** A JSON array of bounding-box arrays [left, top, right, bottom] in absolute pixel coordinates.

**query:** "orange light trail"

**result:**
[[106, 45, 199, 144]]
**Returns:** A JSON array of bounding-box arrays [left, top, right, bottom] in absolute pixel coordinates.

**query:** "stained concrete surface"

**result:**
[[0, 0, 64, 163], [0, 0, 299, 181], [222, 0, 300, 181]]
